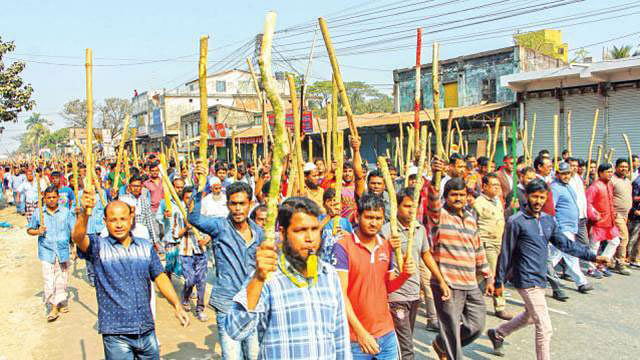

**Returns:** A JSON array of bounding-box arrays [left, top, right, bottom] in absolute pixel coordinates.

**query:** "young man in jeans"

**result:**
[[488, 179, 609, 359], [381, 187, 450, 360], [334, 194, 415, 359]]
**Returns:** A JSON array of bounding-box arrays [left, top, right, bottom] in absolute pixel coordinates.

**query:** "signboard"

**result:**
[[267, 111, 313, 133], [149, 108, 163, 138]]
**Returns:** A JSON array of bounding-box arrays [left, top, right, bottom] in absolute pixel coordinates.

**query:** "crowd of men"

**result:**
[[1, 138, 638, 360]]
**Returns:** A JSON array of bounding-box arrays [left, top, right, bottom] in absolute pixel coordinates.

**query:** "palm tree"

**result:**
[[609, 45, 633, 59], [25, 113, 52, 130], [26, 123, 50, 155]]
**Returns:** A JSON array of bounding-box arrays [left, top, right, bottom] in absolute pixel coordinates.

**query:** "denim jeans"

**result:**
[[216, 311, 259, 360], [181, 254, 207, 314], [102, 330, 159, 360], [350, 330, 399, 360], [15, 192, 24, 214]]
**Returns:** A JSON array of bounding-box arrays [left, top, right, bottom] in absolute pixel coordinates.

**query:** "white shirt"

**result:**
[[201, 192, 229, 218], [18, 178, 48, 203], [568, 174, 588, 219]]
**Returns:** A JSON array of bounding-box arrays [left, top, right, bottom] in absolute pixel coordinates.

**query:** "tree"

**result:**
[[99, 97, 131, 140], [61, 99, 88, 128], [570, 48, 590, 63], [25, 112, 51, 130], [609, 45, 633, 59], [0, 37, 35, 122], [25, 123, 50, 154]]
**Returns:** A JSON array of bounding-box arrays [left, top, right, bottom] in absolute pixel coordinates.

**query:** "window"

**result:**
[[216, 80, 226, 93], [482, 78, 497, 103]]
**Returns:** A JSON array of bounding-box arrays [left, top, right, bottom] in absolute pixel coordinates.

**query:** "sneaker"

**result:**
[[196, 312, 208, 322], [495, 310, 515, 320], [487, 329, 505, 357], [552, 290, 569, 302], [47, 306, 59, 322], [432, 339, 448, 360], [615, 264, 631, 276], [578, 283, 594, 294], [629, 262, 640, 269], [588, 269, 603, 279], [601, 268, 613, 277], [426, 320, 440, 332]]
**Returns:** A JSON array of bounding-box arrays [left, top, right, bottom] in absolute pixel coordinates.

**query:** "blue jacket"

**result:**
[[28, 206, 75, 263], [551, 180, 580, 233], [495, 209, 596, 289], [188, 191, 264, 312]]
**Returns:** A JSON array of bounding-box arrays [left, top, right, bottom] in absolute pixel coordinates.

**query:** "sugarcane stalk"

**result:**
[[288, 74, 305, 194], [623, 134, 633, 180], [85, 48, 94, 214], [566, 111, 572, 157], [124, 149, 131, 183], [159, 153, 172, 213], [260, 11, 289, 246], [333, 131, 344, 235], [585, 109, 600, 181], [432, 43, 444, 190], [198, 35, 209, 193], [319, 18, 358, 138], [406, 126, 427, 263], [378, 156, 403, 270], [486, 124, 492, 159], [414, 28, 422, 149], [444, 110, 453, 157], [553, 114, 559, 171]]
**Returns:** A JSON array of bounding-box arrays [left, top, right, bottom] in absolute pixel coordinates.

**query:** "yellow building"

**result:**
[[514, 30, 568, 63]]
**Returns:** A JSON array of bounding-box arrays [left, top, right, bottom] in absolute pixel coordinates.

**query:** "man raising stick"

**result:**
[[72, 191, 189, 359]]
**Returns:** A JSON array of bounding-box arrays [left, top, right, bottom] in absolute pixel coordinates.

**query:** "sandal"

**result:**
[[47, 307, 59, 322]]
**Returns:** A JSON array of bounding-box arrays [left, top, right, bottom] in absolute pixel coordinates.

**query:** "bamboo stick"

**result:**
[[158, 166, 203, 244], [378, 156, 403, 270], [553, 114, 559, 171], [399, 115, 405, 176], [90, 152, 106, 208], [262, 96, 268, 160], [455, 120, 463, 155], [326, 101, 333, 167], [35, 164, 44, 222], [623, 134, 633, 180], [288, 74, 305, 194], [406, 126, 427, 263], [566, 111, 572, 157], [308, 138, 313, 163], [124, 149, 131, 183], [260, 11, 289, 247], [414, 28, 422, 149], [85, 48, 94, 214], [198, 35, 209, 193], [432, 42, 445, 190], [333, 131, 344, 235], [113, 116, 130, 191], [314, 114, 326, 166], [523, 119, 529, 163], [131, 128, 139, 169], [501, 126, 507, 160], [444, 110, 454, 157], [246, 57, 263, 105], [319, 18, 358, 137], [605, 148, 615, 164], [595, 144, 603, 173], [252, 143, 258, 174], [404, 126, 415, 188], [489, 117, 501, 167], [72, 155, 79, 206], [486, 124, 492, 159], [427, 132, 433, 177], [159, 153, 172, 213], [232, 128, 237, 176], [529, 113, 537, 165], [585, 109, 600, 181], [395, 137, 400, 168]]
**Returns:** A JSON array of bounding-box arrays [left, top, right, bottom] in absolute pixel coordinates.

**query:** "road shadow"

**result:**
[[161, 342, 218, 360]]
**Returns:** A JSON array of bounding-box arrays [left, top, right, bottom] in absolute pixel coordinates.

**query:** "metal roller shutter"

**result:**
[[525, 96, 558, 158], [564, 92, 604, 161], [608, 88, 640, 160]]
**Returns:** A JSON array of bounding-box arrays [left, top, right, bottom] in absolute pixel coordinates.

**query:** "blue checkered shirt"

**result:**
[[225, 259, 351, 360]]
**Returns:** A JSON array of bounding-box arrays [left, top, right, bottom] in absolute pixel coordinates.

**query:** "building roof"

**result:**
[[394, 46, 516, 74], [501, 56, 640, 91], [235, 102, 513, 139], [184, 69, 250, 86]]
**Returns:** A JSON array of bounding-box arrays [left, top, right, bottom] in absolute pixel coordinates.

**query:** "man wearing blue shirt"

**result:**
[[50, 171, 75, 209], [27, 185, 75, 322], [487, 179, 609, 359], [72, 191, 189, 359], [189, 163, 261, 360]]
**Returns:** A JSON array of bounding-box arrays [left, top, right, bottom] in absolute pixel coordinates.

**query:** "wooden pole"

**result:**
[[308, 138, 313, 163], [398, 116, 405, 176], [198, 35, 209, 193], [529, 113, 537, 165], [159, 153, 172, 213], [232, 128, 237, 174], [35, 165, 44, 222], [523, 118, 529, 163], [444, 110, 454, 158], [288, 74, 305, 194], [253, 143, 258, 175], [114, 115, 129, 191], [486, 124, 493, 159], [333, 131, 344, 235], [72, 155, 79, 206], [623, 134, 633, 180], [595, 144, 603, 173], [566, 111, 572, 157], [406, 126, 427, 262], [489, 117, 501, 167], [314, 114, 326, 166], [553, 114, 559, 171], [378, 157, 403, 270], [432, 42, 445, 190], [131, 128, 139, 169], [326, 101, 333, 167], [501, 126, 507, 160], [404, 125, 415, 188], [585, 109, 600, 181], [85, 48, 94, 214], [319, 17, 358, 137], [260, 11, 289, 246], [414, 28, 422, 149]]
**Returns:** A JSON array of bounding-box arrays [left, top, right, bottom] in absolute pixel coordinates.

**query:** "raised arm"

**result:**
[[71, 190, 95, 253], [351, 136, 366, 198]]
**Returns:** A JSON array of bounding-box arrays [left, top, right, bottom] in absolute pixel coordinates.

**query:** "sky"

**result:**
[[2, 0, 638, 153]]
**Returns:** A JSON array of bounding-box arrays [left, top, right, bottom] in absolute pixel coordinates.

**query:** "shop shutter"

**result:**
[[608, 87, 640, 160], [564, 92, 604, 161], [525, 96, 559, 158]]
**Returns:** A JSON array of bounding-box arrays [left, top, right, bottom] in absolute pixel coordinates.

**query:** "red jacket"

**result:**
[[586, 179, 616, 229]]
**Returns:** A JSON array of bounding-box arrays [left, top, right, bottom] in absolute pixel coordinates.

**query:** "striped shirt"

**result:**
[[426, 184, 490, 290]]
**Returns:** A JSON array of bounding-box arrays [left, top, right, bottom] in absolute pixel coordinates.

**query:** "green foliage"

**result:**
[[609, 45, 633, 59], [0, 37, 35, 122], [306, 80, 393, 117]]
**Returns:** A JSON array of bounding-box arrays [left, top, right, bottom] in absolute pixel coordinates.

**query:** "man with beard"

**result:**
[[118, 175, 160, 247], [202, 177, 229, 218], [496, 155, 514, 203], [189, 163, 261, 360], [72, 193, 189, 358], [143, 161, 164, 214], [426, 157, 493, 360], [321, 136, 365, 221], [157, 177, 187, 280], [357, 169, 391, 222], [334, 194, 415, 359], [610, 158, 633, 275], [303, 162, 324, 212], [488, 179, 608, 359], [225, 197, 351, 359], [439, 153, 468, 198]]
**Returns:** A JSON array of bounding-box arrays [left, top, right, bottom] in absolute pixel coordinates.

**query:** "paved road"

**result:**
[[1, 204, 638, 359]]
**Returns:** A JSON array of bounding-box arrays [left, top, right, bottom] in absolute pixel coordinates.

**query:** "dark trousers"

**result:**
[[390, 300, 420, 360], [180, 254, 207, 313], [432, 286, 485, 360]]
